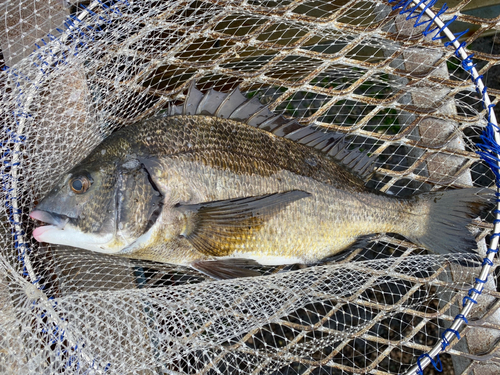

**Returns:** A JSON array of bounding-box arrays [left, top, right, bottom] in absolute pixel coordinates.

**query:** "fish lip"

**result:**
[[30, 210, 70, 229]]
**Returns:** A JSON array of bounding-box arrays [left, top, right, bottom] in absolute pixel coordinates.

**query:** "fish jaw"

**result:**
[[30, 210, 118, 254], [30, 210, 69, 229]]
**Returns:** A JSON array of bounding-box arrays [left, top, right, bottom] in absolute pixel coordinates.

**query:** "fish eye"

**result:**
[[70, 176, 91, 194]]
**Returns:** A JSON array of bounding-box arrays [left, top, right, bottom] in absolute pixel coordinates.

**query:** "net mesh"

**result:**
[[1, 0, 500, 374]]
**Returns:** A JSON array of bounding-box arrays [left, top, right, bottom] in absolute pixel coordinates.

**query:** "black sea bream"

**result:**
[[30, 84, 488, 279]]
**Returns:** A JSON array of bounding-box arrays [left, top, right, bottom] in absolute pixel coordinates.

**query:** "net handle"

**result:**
[[386, 1, 500, 374]]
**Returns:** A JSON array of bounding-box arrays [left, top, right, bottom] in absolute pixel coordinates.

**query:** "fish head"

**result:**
[[30, 157, 163, 254]]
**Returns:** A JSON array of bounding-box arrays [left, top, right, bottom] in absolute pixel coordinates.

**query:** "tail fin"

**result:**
[[407, 188, 490, 255]]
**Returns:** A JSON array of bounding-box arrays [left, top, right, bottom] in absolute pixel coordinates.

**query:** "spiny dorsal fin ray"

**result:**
[[247, 105, 276, 126], [230, 96, 266, 122], [196, 88, 228, 115], [175, 82, 377, 179], [168, 104, 183, 116], [184, 81, 204, 115], [284, 126, 317, 141], [215, 87, 247, 119], [265, 120, 295, 135]]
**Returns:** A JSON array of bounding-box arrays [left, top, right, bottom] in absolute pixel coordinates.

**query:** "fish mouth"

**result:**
[[30, 210, 70, 229], [30, 209, 116, 252], [30, 210, 70, 242]]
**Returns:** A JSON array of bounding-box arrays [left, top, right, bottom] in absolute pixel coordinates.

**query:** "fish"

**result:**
[[30, 83, 489, 279]]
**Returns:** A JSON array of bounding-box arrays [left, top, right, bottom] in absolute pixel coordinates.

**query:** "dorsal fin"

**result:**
[[184, 81, 204, 115], [230, 96, 266, 122], [246, 104, 275, 126], [196, 88, 228, 115], [215, 87, 248, 118], [168, 82, 377, 179]]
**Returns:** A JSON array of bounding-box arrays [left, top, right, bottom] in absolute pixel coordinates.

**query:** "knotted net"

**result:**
[[1, 0, 500, 374]]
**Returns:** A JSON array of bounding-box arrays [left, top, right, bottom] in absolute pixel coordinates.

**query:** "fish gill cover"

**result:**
[[1, 0, 500, 374]]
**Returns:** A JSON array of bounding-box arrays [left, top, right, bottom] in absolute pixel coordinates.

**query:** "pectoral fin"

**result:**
[[177, 190, 311, 257], [192, 259, 262, 279]]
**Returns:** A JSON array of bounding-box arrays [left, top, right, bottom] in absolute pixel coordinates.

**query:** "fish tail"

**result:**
[[406, 188, 490, 255]]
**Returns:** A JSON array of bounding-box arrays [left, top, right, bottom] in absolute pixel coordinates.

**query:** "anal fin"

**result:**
[[192, 259, 262, 279]]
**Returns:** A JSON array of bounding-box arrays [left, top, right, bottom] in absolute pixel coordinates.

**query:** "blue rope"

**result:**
[[417, 353, 443, 374], [405, 0, 435, 25], [487, 248, 499, 255], [461, 53, 476, 71], [469, 288, 482, 295], [454, 42, 467, 57], [475, 277, 488, 284], [388, 0, 469, 45], [483, 257, 494, 266], [441, 328, 460, 350], [463, 295, 478, 307]]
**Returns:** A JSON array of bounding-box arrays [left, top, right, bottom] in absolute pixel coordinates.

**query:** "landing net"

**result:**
[[1, 0, 500, 374]]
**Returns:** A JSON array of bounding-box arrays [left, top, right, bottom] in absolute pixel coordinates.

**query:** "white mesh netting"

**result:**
[[2, 0, 500, 374]]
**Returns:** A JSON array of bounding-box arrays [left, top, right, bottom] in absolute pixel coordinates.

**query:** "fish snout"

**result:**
[[30, 210, 69, 229]]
